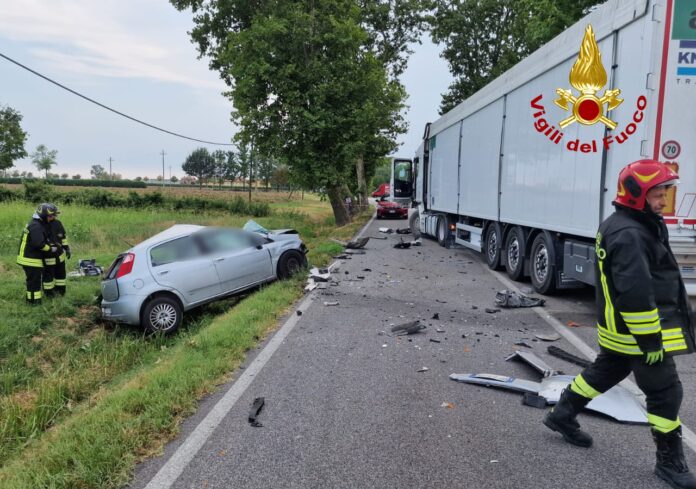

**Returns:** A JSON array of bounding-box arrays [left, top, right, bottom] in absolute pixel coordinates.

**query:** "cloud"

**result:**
[[0, 0, 225, 90]]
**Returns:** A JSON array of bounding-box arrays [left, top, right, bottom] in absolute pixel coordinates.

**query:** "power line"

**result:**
[[0, 51, 235, 146]]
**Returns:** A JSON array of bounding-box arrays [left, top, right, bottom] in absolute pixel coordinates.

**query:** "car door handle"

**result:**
[[214, 257, 225, 262], [158, 270, 169, 275]]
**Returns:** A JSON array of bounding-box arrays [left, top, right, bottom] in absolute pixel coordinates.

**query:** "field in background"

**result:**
[[0, 197, 370, 488]]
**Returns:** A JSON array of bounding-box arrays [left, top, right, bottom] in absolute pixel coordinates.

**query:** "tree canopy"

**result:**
[[0, 104, 28, 173], [430, 0, 603, 114], [182, 147, 216, 188], [31, 144, 58, 178], [171, 0, 425, 225]]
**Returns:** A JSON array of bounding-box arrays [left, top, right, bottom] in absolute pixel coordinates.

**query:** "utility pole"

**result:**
[[108, 157, 114, 181], [169, 165, 172, 181], [248, 141, 254, 203], [160, 150, 166, 188]]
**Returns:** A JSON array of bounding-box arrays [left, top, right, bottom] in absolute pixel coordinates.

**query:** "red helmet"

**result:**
[[614, 160, 679, 210]]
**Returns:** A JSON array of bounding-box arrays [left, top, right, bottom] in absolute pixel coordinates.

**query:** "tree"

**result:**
[[212, 149, 228, 187], [60, 173, 69, 179], [72, 174, 81, 180], [171, 0, 421, 225], [430, 0, 603, 113], [223, 150, 241, 188], [170, 175, 179, 183], [135, 176, 143, 182], [0, 104, 28, 173], [90, 164, 108, 179], [31, 144, 58, 178], [182, 147, 215, 188], [271, 164, 290, 191]]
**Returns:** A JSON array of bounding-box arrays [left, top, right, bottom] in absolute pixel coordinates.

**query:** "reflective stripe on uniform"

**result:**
[[648, 414, 681, 433], [597, 325, 643, 355], [620, 309, 661, 335], [44, 258, 57, 265], [26, 290, 42, 300], [570, 374, 602, 399], [55, 279, 66, 286], [58, 255, 65, 263], [43, 281, 55, 290], [17, 257, 43, 267], [598, 260, 616, 333]]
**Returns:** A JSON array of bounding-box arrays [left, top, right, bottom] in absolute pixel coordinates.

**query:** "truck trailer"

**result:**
[[400, 0, 696, 295]]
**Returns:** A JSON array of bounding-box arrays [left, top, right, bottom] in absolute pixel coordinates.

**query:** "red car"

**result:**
[[371, 183, 390, 198], [376, 199, 408, 219]]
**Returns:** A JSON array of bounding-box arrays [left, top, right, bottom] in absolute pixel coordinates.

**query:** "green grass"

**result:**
[[0, 200, 370, 488]]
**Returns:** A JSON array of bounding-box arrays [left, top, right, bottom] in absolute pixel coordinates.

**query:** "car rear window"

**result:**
[[105, 254, 124, 280], [150, 236, 199, 267]]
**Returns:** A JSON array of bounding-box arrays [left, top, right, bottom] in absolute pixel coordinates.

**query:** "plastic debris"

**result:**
[[522, 392, 548, 409], [429, 338, 441, 344], [441, 402, 455, 409], [417, 367, 429, 373], [248, 397, 265, 427], [514, 341, 533, 349], [395, 228, 411, 234], [567, 320, 581, 327], [379, 227, 394, 234], [534, 332, 561, 342], [485, 308, 501, 314], [495, 290, 546, 308], [547, 345, 593, 368], [391, 321, 426, 335], [323, 301, 339, 306]]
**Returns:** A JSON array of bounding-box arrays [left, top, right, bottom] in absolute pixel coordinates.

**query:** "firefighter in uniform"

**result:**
[[543, 160, 696, 488], [43, 206, 71, 296], [16, 203, 59, 304]]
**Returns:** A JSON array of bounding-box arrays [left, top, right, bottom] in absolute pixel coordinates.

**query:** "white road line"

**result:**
[[484, 267, 696, 453], [144, 213, 377, 489]]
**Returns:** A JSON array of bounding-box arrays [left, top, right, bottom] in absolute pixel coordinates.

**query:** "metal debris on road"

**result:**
[[390, 321, 426, 335], [393, 239, 411, 249], [505, 350, 558, 378], [248, 397, 265, 427], [395, 228, 411, 234], [485, 308, 501, 314], [522, 392, 548, 409], [514, 341, 533, 349], [323, 301, 339, 306], [417, 367, 429, 372], [534, 332, 561, 342], [429, 338, 441, 343], [494, 290, 545, 308]]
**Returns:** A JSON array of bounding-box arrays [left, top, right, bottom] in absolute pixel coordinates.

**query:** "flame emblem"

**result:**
[[554, 25, 623, 129]]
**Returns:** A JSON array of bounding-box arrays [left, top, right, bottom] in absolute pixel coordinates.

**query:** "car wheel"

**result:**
[[142, 296, 182, 334], [530, 233, 557, 294], [484, 223, 502, 270], [278, 250, 307, 279], [504, 226, 526, 281], [409, 212, 421, 239]]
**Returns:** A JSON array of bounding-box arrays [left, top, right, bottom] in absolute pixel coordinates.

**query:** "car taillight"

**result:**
[[115, 253, 135, 278]]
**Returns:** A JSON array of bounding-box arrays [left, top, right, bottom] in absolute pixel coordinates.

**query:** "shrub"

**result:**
[[228, 196, 248, 215], [249, 202, 271, 217], [23, 180, 55, 203], [0, 186, 19, 202]]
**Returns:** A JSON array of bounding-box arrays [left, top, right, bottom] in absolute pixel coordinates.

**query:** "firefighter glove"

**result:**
[[645, 349, 664, 365], [64, 246, 71, 259]]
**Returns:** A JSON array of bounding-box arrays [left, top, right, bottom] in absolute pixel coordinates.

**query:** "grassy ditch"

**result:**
[[0, 199, 368, 488]]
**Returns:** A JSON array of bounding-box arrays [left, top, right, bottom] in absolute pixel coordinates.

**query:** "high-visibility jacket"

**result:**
[[16, 218, 51, 268], [45, 219, 69, 265], [595, 206, 695, 356]]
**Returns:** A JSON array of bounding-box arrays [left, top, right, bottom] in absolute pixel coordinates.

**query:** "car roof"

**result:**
[[131, 224, 205, 252]]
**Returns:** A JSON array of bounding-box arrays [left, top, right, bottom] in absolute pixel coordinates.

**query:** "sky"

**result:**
[[0, 0, 453, 180]]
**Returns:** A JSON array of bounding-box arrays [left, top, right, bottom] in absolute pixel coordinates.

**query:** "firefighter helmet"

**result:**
[[614, 160, 678, 211], [36, 202, 60, 220]]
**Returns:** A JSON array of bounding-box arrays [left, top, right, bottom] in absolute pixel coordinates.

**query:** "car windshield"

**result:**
[[150, 235, 200, 267]]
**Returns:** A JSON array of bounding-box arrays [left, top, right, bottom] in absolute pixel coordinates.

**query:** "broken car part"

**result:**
[[534, 332, 561, 342], [248, 397, 265, 427], [547, 345, 593, 368], [495, 290, 546, 308], [505, 350, 558, 378], [390, 321, 426, 335]]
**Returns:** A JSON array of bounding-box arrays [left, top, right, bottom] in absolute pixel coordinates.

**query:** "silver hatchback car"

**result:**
[[100, 224, 307, 333]]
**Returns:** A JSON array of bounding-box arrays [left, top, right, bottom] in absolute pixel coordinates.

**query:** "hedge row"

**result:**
[[0, 181, 271, 217], [0, 177, 146, 188]]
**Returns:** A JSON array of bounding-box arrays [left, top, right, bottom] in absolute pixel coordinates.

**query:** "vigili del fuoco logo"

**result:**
[[530, 25, 647, 153]]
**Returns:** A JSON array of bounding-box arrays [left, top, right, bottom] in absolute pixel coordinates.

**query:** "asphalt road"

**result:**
[[130, 216, 696, 489]]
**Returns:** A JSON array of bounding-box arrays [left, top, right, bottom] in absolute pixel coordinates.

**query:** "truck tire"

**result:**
[[436, 216, 448, 247], [484, 223, 503, 270], [142, 295, 183, 335], [530, 233, 557, 294], [409, 211, 421, 238], [504, 226, 526, 281]]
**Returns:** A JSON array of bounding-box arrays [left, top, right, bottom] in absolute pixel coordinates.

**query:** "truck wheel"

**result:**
[[484, 223, 502, 270], [277, 250, 307, 279], [436, 216, 448, 247], [530, 233, 557, 294], [142, 296, 183, 334], [504, 226, 525, 281], [409, 212, 421, 238]]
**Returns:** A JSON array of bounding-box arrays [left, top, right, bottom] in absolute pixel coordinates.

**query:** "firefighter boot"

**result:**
[[543, 388, 593, 447], [653, 427, 696, 489]]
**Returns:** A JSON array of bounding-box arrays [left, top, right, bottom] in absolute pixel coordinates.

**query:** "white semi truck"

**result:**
[[398, 0, 696, 295]]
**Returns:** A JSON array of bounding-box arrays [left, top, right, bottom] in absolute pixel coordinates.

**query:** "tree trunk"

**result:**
[[327, 185, 350, 227], [355, 155, 368, 209]]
